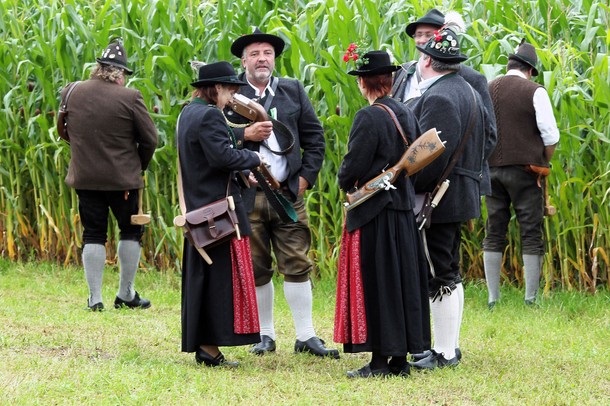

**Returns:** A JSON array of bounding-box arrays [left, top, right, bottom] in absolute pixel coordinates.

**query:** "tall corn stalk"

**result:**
[[0, 0, 608, 290]]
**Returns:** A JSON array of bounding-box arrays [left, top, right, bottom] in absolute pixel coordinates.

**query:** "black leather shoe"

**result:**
[[388, 357, 410, 377], [412, 348, 462, 362], [410, 349, 459, 370], [346, 363, 390, 378], [114, 291, 151, 309], [88, 302, 104, 312], [249, 335, 276, 355], [410, 350, 432, 362], [195, 348, 239, 367], [294, 337, 340, 359]]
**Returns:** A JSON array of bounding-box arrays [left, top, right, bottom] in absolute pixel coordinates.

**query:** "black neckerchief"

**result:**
[[257, 76, 279, 112]]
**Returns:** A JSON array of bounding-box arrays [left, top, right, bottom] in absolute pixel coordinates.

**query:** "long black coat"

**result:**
[[177, 99, 261, 351], [410, 73, 493, 223]]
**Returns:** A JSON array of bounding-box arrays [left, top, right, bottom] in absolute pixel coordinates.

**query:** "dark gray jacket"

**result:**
[[393, 63, 497, 194], [410, 73, 493, 223], [229, 75, 326, 210]]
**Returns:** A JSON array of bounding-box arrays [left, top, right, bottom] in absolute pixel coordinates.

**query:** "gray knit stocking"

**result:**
[[484, 251, 503, 304], [117, 240, 141, 301], [523, 254, 543, 302], [83, 244, 106, 306]]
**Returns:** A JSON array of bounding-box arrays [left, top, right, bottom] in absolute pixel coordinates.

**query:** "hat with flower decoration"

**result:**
[[347, 51, 400, 76], [509, 39, 539, 76], [416, 27, 467, 63], [96, 39, 133, 75]]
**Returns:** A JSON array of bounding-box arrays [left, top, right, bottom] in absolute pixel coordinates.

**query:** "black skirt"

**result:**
[[181, 240, 260, 352], [343, 208, 430, 356]]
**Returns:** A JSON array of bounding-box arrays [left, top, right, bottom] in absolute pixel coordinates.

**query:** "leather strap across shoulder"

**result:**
[[372, 103, 409, 146]]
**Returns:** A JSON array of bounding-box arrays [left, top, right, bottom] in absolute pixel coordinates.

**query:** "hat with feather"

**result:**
[[416, 12, 468, 63], [509, 39, 539, 76]]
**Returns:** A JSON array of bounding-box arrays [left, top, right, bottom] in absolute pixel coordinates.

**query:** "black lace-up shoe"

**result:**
[[294, 337, 340, 359], [411, 348, 462, 362], [249, 335, 276, 355], [410, 349, 459, 370], [114, 291, 151, 309]]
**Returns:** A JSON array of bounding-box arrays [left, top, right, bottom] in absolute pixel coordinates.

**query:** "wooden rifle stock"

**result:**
[[344, 128, 445, 211], [255, 163, 280, 190], [228, 93, 269, 122]]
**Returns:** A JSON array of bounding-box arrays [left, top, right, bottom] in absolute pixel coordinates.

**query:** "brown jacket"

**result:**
[[62, 78, 157, 190]]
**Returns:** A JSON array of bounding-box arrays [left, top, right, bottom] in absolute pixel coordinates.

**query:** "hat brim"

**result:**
[[508, 54, 539, 76], [96, 58, 133, 75], [405, 19, 444, 37], [231, 33, 285, 58], [348, 65, 400, 76], [190, 76, 247, 88], [416, 45, 468, 63]]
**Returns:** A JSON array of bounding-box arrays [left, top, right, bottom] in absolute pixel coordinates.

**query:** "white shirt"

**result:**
[[403, 63, 423, 101], [418, 74, 445, 95], [246, 77, 289, 182], [506, 70, 560, 146]]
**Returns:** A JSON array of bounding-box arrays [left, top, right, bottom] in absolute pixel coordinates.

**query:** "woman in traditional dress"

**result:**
[[334, 51, 431, 378], [177, 61, 262, 366]]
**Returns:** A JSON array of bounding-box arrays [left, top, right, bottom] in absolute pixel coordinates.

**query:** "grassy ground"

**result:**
[[1, 259, 609, 405]]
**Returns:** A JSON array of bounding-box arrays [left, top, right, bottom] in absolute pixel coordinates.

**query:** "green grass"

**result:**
[[1, 259, 609, 405], [2, 0, 609, 287]]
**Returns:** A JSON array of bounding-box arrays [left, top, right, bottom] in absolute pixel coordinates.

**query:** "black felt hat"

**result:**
[[405, 9, 445, 37], [509, 40, 539, 76], [190, 62, 247, 88], [230, 27, 285, 58], [96, 40, 133, 75], [416, 27, 468, 63], [347, 51, 400, 76]]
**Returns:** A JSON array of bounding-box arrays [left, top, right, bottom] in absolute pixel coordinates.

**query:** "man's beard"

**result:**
[[250, 66, 272, 83]]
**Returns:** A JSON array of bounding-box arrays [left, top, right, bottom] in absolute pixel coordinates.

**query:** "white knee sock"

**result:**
[[454, 283, 464, 350], [255, 281, 275, 340], [83, 244, 106, 306], [430, 291, 460, 360], [117, 240, 141, 301], [284, 280, 316, 342], [523, 254, 542, 302], [484, 251, 503, 304]]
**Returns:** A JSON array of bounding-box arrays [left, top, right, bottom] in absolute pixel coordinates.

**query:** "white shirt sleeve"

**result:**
[[533, 87, 560, 146]]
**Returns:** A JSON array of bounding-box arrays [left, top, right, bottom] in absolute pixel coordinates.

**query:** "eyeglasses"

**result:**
[[413, 32, 435, 40]]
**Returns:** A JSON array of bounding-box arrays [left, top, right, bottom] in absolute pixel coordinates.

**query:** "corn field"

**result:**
[[1, 0, 608, 291]]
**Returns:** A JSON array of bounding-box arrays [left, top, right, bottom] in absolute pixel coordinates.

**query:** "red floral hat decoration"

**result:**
[[416, 27, 467, 63]]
